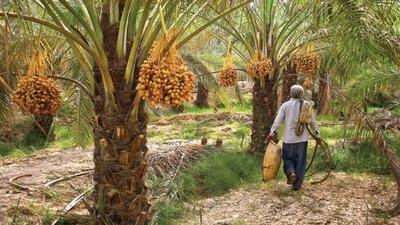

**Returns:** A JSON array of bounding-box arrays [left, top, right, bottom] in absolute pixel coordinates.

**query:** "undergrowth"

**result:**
[[176, 151, 263, 198], [2, 103, 400, 224], [155, 109, 400, 224], [154, 201, 187, 225], [0, 125, 77, 157], [394, 105, 400, 117], [155, 143, 264, 224]]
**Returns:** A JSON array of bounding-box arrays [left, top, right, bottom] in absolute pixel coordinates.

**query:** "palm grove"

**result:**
[[1, 0, 400, 225]]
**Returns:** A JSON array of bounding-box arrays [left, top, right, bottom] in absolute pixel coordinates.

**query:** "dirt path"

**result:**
[[179, 173, 400, 225], [0, 148, 92, 218], [1, 147, 400, 225], [0, 140, 200, 223]]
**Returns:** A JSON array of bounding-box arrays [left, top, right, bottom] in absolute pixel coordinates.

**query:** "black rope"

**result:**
[[295, 99, 332, 184], [305, 124, 332, 184]]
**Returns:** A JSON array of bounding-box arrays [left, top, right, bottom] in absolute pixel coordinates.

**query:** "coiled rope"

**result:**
[[296, 99, 332, 184]]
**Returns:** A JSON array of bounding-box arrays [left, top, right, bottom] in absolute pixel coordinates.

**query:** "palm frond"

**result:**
[[0, 86, 10, 122], [182, 53, 219, 91], [58, 52, 94, 148]]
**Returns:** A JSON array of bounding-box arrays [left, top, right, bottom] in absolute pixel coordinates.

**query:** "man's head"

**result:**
[[290, 84, 304, 99]]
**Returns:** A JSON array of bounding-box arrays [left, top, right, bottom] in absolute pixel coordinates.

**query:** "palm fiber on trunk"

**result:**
[[33, 114, 54, 140], [318, 71, 331, 114], [250, 76, 278, 152], [282, 64, 297, 102], [92, 5, 151, 225], [195, 82, 209, 107]]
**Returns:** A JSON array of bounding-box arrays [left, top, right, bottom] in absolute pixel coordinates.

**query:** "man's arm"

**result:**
[[270, 104, 285, 135], [310, 114, 321, 138]]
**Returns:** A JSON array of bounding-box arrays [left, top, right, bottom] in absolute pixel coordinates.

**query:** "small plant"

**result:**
[[154, 201, 186, 225], [177, 151, 262, 198]]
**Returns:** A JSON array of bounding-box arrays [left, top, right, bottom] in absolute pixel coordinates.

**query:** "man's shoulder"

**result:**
[[282, 100, 294, 106]]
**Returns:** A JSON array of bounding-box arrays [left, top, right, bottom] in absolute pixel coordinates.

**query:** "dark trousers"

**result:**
[[282, 141, 308, 190]]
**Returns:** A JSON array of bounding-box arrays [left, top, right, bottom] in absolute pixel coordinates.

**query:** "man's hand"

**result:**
[[315, 137, 322, 145], [265, 134, 274, 144]]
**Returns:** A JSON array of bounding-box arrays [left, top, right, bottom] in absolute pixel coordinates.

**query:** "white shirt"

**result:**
[[270, 98, 320, 144]]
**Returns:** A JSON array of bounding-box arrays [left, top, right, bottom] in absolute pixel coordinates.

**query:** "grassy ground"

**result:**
[[151, 105, 400, 225], [0, 124, 78, 158], [394, 104, 400, 117], [2, 101, 400, 225]]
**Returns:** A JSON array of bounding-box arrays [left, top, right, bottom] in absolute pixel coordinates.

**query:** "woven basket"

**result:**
[[263, 141, 282, 182]]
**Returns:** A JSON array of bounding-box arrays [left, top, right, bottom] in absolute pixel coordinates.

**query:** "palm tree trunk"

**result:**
[[318, 71, 331, 114], [93, 91, 150, 224], [281, 64, 297, 102], [33, 114, 54, 140], [235, 83, 244, 104], [195, 82, 209, 107], [250, 76, 278, 152], [92, 5, 151, 225]]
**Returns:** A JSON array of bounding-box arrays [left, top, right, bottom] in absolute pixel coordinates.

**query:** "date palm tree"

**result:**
[[1, 0, 249, 224], [0, 14, 61, 139], [208, 0, 328, 152]]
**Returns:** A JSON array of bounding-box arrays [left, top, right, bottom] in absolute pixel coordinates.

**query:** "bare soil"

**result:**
[[0, 147, 93, 220], [179, 173, 400, 225], [0, 141, 199, 224], [1, 113, 400, 224], [3, 147, 400, 225]]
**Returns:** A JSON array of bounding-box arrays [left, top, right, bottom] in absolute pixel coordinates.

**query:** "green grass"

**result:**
[[0, 125, 77, 158], [154, 201, 187, 225], [319, 126, 350, 140], [332, 141, 390, 174], [311, 134, 400, 175], [154, 143, 264, 224], [180, 123, 210, 140], [367, 106, 381, 113], [183, 105, 215, 114], [177, 150, 263, 198], [148, 118, 251, 144], [393, 105, 400, 117], [48, 126, 76, 149], [0, 131, 47, 157]]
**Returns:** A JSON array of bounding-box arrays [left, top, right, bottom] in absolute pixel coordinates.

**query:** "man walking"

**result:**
[[266, 85, 321, 191]]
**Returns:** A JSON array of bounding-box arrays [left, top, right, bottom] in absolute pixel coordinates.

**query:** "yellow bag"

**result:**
[[262, 141, 282, 182], [299, 100, 314, 124]]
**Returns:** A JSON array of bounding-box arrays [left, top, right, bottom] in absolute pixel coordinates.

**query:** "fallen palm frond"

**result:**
[[44, 171, 93, 188], [165, 112, 251, 124], [371, 109, 400, 132], [325, 81, 400, 215], [147, 145, 216, 179], [51, 186, 94, 225], [9, 174, 32, 191]]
